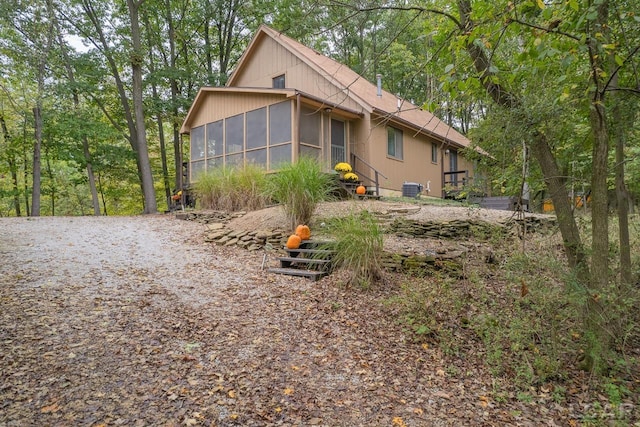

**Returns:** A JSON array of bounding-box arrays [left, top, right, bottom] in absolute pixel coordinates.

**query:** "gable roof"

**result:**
[[228, 24, 471, 149]]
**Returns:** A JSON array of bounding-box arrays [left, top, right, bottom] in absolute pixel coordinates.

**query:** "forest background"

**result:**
[[1, 0, 639, 218], [2, 0, 640, 384]]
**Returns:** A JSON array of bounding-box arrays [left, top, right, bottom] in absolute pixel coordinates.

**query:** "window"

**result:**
[[387, 127, 403, 160], [246, 107, 267, 149], [225, 114, 244, 154], [431, 142, 438, 163], [190, 126, 205, 160], [206, 120, 223, 158], [191, 100, 295, 179], [299, 107, 321, 146], [269, 101, 291, 145], [270, 143, 291, 167], [272, 74, 285, 89], [246, 148, 267, 167]]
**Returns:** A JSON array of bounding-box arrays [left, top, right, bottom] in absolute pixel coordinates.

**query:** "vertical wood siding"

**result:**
[[233, 37, 363, 113], [189, 93, 288, 129]]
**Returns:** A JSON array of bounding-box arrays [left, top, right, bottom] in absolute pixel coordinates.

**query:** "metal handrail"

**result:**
[[350, 153, 388, 196]]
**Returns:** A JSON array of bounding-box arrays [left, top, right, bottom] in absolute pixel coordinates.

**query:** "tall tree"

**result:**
[[51, 8, 101, 215], [348, 0, 639, 371], [126, 0, 156, 213], [74, 0, 157, 213]]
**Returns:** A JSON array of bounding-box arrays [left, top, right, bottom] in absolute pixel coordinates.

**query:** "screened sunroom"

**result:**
[[183, 88, 362, 183]]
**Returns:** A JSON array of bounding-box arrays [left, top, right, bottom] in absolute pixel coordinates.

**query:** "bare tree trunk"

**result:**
[[80, 0, 157, 213], [213, 0, 242, 84], [127, 0, 157, 214], [31, 106, 42, 216], [456, 0, 586, 273], [166, 0, 183, 192], [45, 144, 55, 215], [586, 99, 610, 371], [8, 154, 21, 216], [1, 116, 21, 216], [22, 120, 30, 216], [528, 131, 588, 274], [143, 13, 171, 209], [611, 69, 632, 286]]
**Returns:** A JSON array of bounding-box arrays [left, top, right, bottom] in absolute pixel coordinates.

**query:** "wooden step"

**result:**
[[284, 248, 334, 257], [267, 267, 328, 281], [269, 239, 336, 280], [354, 193, 382, 200], [298, 240, 334, 249], [277, 256, 331, 269]]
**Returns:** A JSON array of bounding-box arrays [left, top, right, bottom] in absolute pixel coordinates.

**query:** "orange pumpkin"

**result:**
[[286, 234, 302, 249], [295, 224, 311, 240], [356, 185, 366, 195]]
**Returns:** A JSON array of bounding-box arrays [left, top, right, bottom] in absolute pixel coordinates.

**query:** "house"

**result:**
[[179, 24, 475, 198]]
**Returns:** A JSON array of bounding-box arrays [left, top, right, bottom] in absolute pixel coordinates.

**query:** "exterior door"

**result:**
[[330, 119, 345, 166], [449, 150, 459, 185]]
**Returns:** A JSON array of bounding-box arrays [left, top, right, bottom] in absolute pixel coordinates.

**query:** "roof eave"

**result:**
[[371, 107, 469, 149]]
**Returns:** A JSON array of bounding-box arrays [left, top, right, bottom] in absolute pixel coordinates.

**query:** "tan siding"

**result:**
[[188, 93, 287, 129], [354, 120, 445, 197], [233, 37, 301, 87], [233, 37, 363, 113]]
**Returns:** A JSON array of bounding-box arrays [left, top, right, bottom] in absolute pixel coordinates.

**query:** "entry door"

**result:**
[[449, 150, 459, 185], [330, 119, 346, 166]]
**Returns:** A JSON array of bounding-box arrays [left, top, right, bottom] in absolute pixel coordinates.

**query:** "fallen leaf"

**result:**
[[284, 387, 294, 395], [392, 416, 407, 427], [41, 403, 60, 413], [228, 390, 236, 398], [434, 391, 451, 399], [479, 395, 489, 408]]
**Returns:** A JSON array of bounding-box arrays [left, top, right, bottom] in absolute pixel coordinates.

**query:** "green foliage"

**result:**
[[194, 165, 269, 212], [387, 232, 637, 391], [265, 157, 335, 230], [388, 274, 463, 346], [322, 210, 384, 288]]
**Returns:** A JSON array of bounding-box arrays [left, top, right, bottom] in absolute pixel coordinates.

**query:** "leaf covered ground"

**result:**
[[0, 213, 637, 426]]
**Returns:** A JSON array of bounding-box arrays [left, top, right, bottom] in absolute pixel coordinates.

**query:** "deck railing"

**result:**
[[443, 170, 470, 198]]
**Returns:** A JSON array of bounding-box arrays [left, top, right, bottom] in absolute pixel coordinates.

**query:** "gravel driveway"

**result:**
[[0, 215, 564, 426]]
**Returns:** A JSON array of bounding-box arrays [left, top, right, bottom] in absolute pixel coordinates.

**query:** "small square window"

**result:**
[[272, 74, 285, 89]]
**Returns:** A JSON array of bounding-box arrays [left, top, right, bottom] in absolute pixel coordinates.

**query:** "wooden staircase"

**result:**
[[339, 181, 382, 200], [268, 240, 335, 281]]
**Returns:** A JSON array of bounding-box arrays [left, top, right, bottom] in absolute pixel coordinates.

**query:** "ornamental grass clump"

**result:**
[[266, 157, 336, 229], [194, 165, 269, 211], [325, 210, 384, 288]]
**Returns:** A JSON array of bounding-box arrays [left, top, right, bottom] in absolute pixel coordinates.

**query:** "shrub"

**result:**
[[324, 210, 384, 288], [266, 157, 336, 230], [193, 165, 269, 211]]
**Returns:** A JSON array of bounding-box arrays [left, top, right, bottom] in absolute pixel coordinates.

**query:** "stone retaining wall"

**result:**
[[177, 211, 554, 276]]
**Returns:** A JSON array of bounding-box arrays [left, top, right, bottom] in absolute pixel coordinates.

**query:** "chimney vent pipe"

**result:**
[[376, 74, 382, 97]]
